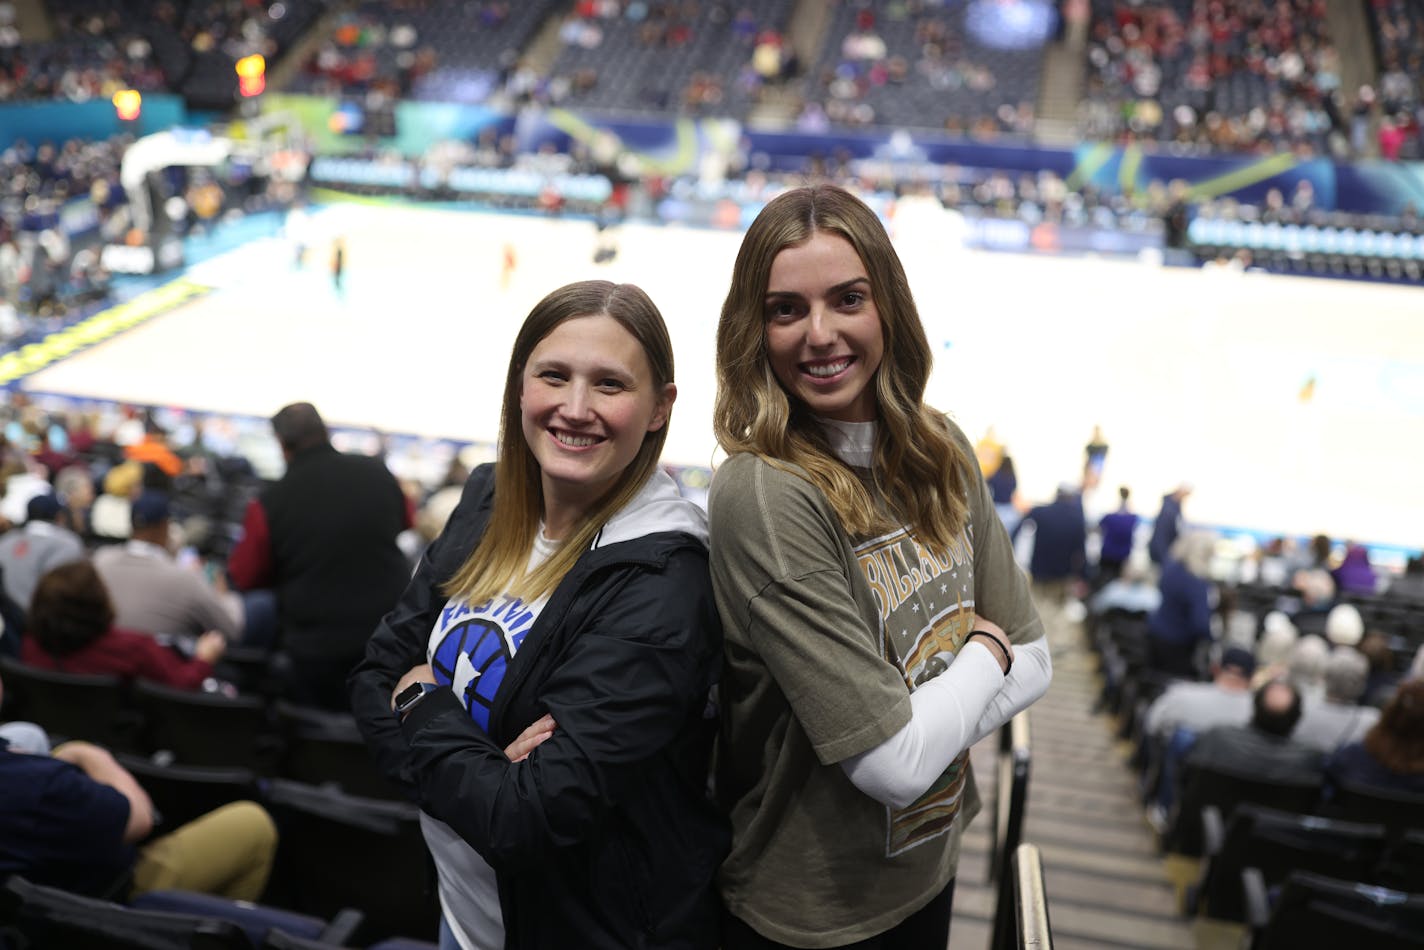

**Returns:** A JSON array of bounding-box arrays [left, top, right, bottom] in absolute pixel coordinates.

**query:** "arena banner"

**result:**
[[255, 96, 1424, 215], [305, 157, 613, 206], [959, 216, 1165, 256], [256, 94, 513, 158], [100, 234, 186, 275]]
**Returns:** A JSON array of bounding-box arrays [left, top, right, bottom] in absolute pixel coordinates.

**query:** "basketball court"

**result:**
[[19, 201, 1424, 553]]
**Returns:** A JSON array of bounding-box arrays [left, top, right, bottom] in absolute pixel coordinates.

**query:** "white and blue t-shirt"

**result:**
[[422, 532, 556, 950], [427, 531, 558, 732]]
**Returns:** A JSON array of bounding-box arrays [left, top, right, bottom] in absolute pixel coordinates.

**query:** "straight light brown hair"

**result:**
[[443, 280, 674, 606], [714, 184, 973, 550]]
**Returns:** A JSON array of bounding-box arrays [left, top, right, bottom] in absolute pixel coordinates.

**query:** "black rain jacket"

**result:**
[[350, 465, 728, 949]]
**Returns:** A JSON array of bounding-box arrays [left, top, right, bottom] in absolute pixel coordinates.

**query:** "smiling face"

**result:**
[[519, 313, 675, 536], [764, 230, 885, 423]]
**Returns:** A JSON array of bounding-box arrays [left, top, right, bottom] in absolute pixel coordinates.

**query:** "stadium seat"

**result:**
[[116, 753, 264, 833], [0, 655, 142, 752], [1245, 870, 1424, 950], [133, 679, 281, 773], [1192, 804, 1387, 921], [1327, 777, 1424, 834], [261, 932, 437, 950], [1163, 762, 1322, 856], [0, 875, 249, 950], [1375, 829, 1424, 894], [274, 701, 410, 801], [261, 779, 439, 944], [129, 891, 360, 949]]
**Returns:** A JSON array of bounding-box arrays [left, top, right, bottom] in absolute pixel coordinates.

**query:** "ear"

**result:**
[[647, 382, 677, 433]]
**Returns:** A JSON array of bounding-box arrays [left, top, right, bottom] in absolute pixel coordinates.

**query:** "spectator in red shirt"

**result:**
[[20, 561, 224, 690]]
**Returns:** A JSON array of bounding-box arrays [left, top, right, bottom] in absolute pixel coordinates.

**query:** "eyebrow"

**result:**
[[529, 357, 636, 381], [765, 276, 870, 300]]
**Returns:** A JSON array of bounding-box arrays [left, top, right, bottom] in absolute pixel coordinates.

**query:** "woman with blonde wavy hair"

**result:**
[[709, 184, 1053, 948], [350, 280, 727, 950]]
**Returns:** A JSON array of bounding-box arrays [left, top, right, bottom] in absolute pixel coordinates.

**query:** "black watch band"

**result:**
[[394, 681, 437, 716]]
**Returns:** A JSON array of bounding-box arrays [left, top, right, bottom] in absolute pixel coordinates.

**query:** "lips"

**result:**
[[801, 357, 855, 379], [551, 429, 603, 448]]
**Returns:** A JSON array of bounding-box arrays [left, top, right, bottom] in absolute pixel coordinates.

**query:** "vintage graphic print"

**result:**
[[855, 524, 978, 856]]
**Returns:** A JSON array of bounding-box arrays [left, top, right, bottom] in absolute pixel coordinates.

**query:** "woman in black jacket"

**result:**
[[350, 280, 726, 950]]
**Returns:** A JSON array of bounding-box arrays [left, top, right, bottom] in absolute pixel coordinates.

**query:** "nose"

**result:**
[[561, 382, 594, 422], [806, 307, 836, 348]]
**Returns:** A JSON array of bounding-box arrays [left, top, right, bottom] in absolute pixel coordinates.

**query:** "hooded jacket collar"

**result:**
[[592, 468, 708, 551]]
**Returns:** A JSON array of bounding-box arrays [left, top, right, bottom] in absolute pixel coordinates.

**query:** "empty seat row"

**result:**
[[0, 655, 405, 800]]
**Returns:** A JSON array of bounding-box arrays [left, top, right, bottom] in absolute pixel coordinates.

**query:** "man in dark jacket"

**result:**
[[1149, 484, 1192, 565], [1018, 484, 1087, 603], [228, 402, 411, 709]]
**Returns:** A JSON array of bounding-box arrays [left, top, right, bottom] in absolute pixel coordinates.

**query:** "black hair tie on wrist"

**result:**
[[967, 629, 1012, 676]]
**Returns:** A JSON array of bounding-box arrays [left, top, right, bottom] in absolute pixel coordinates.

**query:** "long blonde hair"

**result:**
[[443, 280, 675, 606], [714, 184, 972, 550]]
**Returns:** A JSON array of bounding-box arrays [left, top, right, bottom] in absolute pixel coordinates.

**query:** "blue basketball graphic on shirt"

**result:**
[[429, 596, 536, 732], [432, 617, 509, 729]]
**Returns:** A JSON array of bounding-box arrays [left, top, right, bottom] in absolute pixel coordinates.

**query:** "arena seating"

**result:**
[[1191, 803, 1387, 921], [1081, 570, 1424, 946], [1245, 869, 1424, 949], [294, 0, 559, 103], [4, 1, 321, 108], [1363, 0, 1423, 160], [1082, 0, 1340, 155], [133, 678, 282, 773], [0, 7, 1419, 947], [542, 0, 796, 119], [802, 1, 1043, 134], [0, 874, 368, 949], [0, 654, 142, 751], [262, 779, 439, 944], [115, 753, 264, 832], [0, 1, 168, 102]]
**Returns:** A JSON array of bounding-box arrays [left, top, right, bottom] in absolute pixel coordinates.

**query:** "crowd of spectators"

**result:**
[[0, 0, 166, 102], [0, 393, 448, 692], [1069, 468, 1424, 847], [293, 1, 798, 123], [1081, 0, 1348, 156], [292, 0, 1040, 134], [1, 0, 319, 108], [799, 0, 1040, 137], [3, 0, 1421, 160], [1, 0, 1421, 315], [1364, 0, 1424, 160], [294, 0, 533, 105], [0, 135, 134, 339], [536, 1, 796, 119]]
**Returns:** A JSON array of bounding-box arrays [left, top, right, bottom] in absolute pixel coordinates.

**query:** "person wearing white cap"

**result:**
[[1324, 603, 1365, 648]]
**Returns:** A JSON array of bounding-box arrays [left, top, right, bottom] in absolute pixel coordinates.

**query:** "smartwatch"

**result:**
[[393, 681, 437, 717]]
